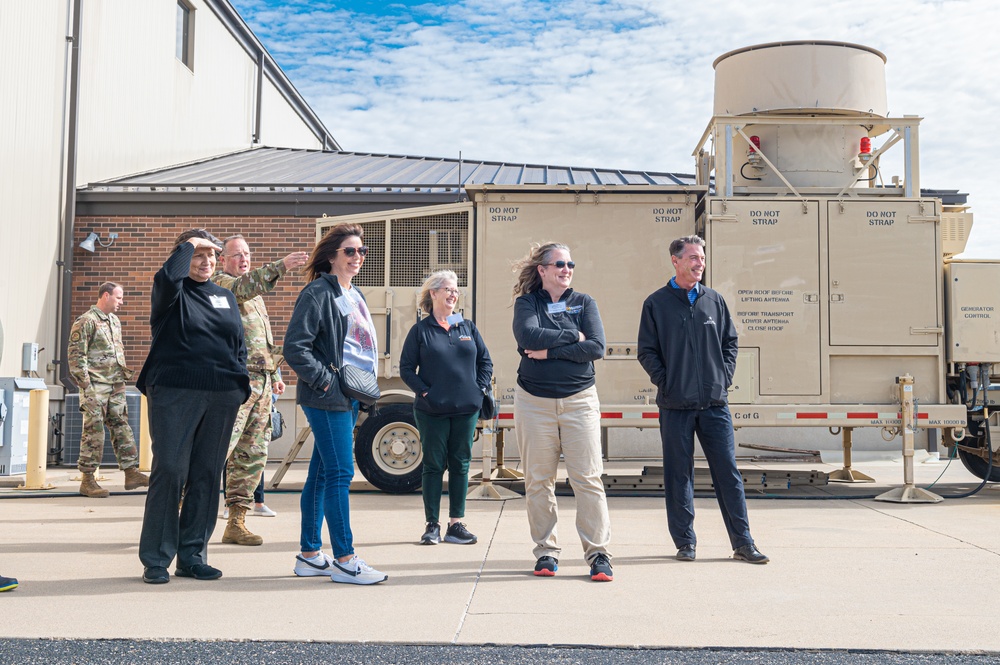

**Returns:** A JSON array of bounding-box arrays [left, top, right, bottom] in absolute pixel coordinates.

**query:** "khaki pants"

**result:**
[[513, 385, 611, 563]]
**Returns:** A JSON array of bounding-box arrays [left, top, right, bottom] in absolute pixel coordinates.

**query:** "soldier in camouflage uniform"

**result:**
[[68, 282, 149, 498], [212, 235, 308, 545]]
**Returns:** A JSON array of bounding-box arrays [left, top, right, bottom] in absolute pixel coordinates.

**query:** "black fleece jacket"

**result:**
[[636, 282, 738, 410], [399, 316, 493, 416], [512, 288, 605, 399], [136, 242, 249, 400]]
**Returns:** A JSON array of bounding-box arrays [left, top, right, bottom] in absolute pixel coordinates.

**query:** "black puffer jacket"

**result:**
[[636, 282, 738, 410]]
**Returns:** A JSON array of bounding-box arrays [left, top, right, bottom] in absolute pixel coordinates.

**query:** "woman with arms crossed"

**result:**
[[511, 242, 613, 582]]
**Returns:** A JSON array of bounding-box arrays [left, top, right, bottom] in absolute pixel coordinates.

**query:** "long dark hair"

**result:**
[[304, 222, 364, 282]]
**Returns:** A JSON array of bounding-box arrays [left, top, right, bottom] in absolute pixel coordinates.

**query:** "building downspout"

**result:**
[[56, 0, 83, 388]]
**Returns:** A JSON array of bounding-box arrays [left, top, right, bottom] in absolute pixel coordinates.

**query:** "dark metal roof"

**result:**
[[86, 147, 697, 194]]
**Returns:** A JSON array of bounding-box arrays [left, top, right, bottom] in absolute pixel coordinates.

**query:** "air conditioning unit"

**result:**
[[62, 390, 143, 467]]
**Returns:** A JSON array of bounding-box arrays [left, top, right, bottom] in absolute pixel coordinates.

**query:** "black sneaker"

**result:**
[[444, 522, 477, 545], [142, 566, 169, 585], [420, 522, 441, 545], [533, 555, 558, 577], [589, 553, 613, 582]]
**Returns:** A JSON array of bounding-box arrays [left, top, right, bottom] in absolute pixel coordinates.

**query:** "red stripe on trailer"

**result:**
[[897, 412, 930, 419], [847, 412, 880, 419], [601, 412, 623, 419], [796, 412, 828, 419], [498, 413, 514, 420], [643, 412, 659, 419]]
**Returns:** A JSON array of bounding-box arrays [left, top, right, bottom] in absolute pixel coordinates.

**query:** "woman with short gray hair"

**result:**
[[400, 270, 493, 546]]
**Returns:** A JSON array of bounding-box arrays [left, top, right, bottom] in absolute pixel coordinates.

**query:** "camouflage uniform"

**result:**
[[68, 305, 138, 473], [212, 260, 286, 511]]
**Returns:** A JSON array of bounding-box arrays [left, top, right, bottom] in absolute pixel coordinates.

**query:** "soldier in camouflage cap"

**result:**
[[68, 282, 149, 498], [212, 235, 308, 545]]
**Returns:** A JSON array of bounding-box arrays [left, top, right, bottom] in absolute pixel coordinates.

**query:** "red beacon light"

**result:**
[[748, 135, 761, 153], [859, 137, 872, 154]]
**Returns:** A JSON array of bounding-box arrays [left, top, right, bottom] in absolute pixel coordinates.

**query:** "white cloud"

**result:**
[[233, 0, 1000, 255]]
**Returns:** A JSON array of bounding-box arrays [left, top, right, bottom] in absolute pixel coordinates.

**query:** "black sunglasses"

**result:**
[[337, 246, 368, 257], [544, 260, 575, 269]]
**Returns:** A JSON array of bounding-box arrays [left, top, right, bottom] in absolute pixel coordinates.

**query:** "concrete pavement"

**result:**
[[0, 453, 999, 654]]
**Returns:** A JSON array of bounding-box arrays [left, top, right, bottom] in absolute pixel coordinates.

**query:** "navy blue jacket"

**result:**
[[636, 282, 738, 410], [399, 316, 493, 416]]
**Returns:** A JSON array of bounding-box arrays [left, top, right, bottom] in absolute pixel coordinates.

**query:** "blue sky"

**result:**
[[230, 0, 1000, 257]]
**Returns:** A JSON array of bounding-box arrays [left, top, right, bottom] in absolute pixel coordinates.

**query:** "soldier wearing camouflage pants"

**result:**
[[212, 236, 308, 545], [68, 282, 149, 497]]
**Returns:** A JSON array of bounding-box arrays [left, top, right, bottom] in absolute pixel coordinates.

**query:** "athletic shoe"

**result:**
[[329, 555, 388, 585], [221, 506, 229, 520], [590, 553, 613, 582], [0, 575, 17, 592], [142, 566, 169, 585], [175, 563, 222, 580], [294, 552, 335, 577], [444, 522, 477, 545], [252, 504, 277, 517], [420, 522, 441, 545], [533, 555, 558, 577]]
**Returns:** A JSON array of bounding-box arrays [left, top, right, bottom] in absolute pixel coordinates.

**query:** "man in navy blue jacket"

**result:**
[[637, 235, 768, 565]]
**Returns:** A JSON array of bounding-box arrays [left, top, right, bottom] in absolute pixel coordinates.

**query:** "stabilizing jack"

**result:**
[[876, 374, 942, 503]]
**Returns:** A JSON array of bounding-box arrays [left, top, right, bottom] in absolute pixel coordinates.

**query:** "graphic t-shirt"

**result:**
[[341, 285, 378, 374]]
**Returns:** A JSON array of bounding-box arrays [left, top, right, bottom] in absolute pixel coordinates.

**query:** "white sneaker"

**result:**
[[221, 506, 229, 520], [252, 504, 277, 517], [294, 552, 335, 577], [329, 555, 388, 585]]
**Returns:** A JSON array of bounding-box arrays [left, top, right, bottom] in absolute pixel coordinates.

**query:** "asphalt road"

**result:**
[[2, 641, 1000, 664]]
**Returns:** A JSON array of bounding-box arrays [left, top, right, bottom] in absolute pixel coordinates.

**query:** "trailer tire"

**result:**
[[354, 403, 423, 494], [957, 445, 1000, 482]]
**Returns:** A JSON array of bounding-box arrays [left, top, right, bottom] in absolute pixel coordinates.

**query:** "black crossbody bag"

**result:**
[[330, 362, 381, 406]]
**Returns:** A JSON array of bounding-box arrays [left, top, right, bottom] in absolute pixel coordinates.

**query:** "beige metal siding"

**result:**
[[0, 2, 70, 377], [75, 0, 321, 185], [259, 76, 326, 150]]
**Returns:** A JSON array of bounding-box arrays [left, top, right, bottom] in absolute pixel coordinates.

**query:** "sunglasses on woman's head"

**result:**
[[337, 246, 368, 257], [544, 260, 575, 269]]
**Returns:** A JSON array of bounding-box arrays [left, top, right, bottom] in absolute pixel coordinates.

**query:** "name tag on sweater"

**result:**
[[547, 302, 567, 314], [446, 313, 464, 325], [334, 295, 354, 316], [209, 295, 230, 309]]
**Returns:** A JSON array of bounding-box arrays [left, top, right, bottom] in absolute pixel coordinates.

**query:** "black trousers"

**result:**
[[139, 385, 244, 570], [658, 405, 753, 550]]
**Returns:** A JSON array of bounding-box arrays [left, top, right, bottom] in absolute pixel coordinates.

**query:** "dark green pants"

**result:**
[[414, 410, 479, 524]]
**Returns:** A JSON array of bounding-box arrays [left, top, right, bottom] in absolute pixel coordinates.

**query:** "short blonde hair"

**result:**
[[418, 270, 459, 314]]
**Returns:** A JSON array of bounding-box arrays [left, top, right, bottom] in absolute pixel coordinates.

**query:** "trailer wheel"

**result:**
[[957, 445, 1000, 482], [354, 403, 423, 494]]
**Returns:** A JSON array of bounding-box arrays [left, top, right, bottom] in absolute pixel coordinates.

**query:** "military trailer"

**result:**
[[320, 41, 996, 496]]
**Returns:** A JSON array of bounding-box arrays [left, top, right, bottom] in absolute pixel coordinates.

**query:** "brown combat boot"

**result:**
[[80, 472, 110, 498], [222, 505, 263, 546], [123, 467, 150, 490]]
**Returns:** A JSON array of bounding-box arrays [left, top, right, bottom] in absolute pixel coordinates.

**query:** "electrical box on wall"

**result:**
[[21, 343, 38, 373]]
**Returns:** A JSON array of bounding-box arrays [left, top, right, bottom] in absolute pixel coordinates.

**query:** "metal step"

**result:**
[[603, 466, 829, 494]]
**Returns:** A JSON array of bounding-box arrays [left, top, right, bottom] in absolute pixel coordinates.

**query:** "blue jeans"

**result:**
[[658, 405, 753, 550], [300, 402, 359, 558]]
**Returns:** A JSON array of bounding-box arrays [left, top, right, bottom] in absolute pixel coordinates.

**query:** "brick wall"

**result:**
[[72, 216, 316, 385]]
